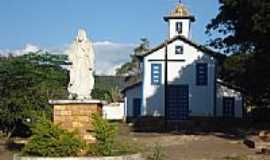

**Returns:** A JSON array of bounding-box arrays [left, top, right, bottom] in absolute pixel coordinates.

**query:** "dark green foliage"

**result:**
[[206, 0, 270, 54], [92, 76, 125, 102], [0, 53, 68, 137], [22, 116, 84, 157], [21, 51, 68, 66], [207, 0, 270, 106], [91, 88, 112, 102], [94, 76, 125, 91], [88, 113, 117, 156], [115, 62, 133, 76], [88, 114, 139, 156], [250, 107, 270, 122]]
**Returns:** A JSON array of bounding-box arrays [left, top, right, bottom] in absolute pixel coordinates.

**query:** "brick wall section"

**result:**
[[53, 103, 102, 143]]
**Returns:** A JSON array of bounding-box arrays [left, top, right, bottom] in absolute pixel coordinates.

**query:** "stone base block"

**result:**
[[49, 100, 104, 143]]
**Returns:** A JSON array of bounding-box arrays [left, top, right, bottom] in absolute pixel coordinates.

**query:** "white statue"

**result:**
[[67, 29, 95, 99]]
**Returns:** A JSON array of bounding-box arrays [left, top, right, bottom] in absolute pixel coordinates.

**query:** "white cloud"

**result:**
[[93, 41, 135, 75], [0, 43, 40, 56], [0, 41, 135, 75], [22, 44, 40, 54]]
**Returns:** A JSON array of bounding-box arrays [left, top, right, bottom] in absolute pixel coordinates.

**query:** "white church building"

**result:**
[[122, 3, 243, 122]]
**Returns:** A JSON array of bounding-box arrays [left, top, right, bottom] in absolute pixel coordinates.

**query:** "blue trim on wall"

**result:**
[[151, 63, 162, 85], [196, 63, 208, 86]]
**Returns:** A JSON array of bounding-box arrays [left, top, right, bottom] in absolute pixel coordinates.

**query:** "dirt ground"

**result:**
[[1, 124, 270, 160], [0, 139, 13, 160], [117, 123, 270, 160], [123, 132, 268, 160]]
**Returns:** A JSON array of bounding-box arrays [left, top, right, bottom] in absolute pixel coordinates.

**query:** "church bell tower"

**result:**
[[164, 2, 195, 39]]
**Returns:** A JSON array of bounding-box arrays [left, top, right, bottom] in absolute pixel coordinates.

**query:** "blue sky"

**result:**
[[0, 0, 220, 74]]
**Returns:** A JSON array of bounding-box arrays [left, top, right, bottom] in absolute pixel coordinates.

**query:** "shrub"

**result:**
[[88, 113, 117, 156], [88, 114, 140, 156], [22, 116, 84, 157]]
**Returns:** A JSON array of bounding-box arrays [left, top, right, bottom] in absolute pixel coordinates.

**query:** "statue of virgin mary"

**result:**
[[67, 29, 95, 99]]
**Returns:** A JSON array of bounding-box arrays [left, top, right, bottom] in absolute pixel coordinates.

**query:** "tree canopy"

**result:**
[[207, 0, 270, 106], [0, 52, 126, 137], [0, 53, 68, 137]]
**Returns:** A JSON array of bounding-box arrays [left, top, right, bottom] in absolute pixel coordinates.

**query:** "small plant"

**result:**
[[89, 113, 117, 156], [147, 143, 166, 160], [22, 115, 84, 157]]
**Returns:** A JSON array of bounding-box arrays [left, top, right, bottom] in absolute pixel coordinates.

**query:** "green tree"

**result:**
[[0, 52, 68, 137], [206, 0, 270, 106], [116, 38, 150, 85]]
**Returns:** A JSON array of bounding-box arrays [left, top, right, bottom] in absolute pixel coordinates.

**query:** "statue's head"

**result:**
[[77, 29, 88, 43]]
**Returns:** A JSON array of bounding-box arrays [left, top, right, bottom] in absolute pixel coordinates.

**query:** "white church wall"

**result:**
[[168, 40, 216, 117], [143, 47, 165, 117], [142, 39, 216, 117]]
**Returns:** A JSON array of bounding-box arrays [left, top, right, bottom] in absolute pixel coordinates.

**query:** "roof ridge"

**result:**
[[138, 35, 226, 60]]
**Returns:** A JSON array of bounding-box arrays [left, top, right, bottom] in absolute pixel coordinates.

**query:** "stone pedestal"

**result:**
[[49, 100, 103, 143]]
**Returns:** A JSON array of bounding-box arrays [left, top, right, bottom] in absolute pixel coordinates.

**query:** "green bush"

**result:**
[[88, 114, 140, 156], [22, 116, 84, 157], [88, 113, 117, 156]]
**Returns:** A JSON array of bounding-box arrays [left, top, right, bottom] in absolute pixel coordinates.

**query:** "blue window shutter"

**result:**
[[196, 63, 208, 86], [151, 64, 162, 85]]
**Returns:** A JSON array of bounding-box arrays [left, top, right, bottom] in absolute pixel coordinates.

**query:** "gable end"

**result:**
[[137, 35, 226, 60]]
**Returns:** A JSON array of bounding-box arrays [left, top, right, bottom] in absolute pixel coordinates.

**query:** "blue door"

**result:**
[[167, 85, 189, 120], [223, 97, 235, 118], [133, 98, 141, 118]]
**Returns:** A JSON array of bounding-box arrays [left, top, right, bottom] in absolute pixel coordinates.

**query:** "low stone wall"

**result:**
[[14, 154, 144, 160]]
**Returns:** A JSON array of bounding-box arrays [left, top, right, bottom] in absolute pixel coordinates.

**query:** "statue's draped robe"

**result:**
[[68, 30, 94, 99]]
